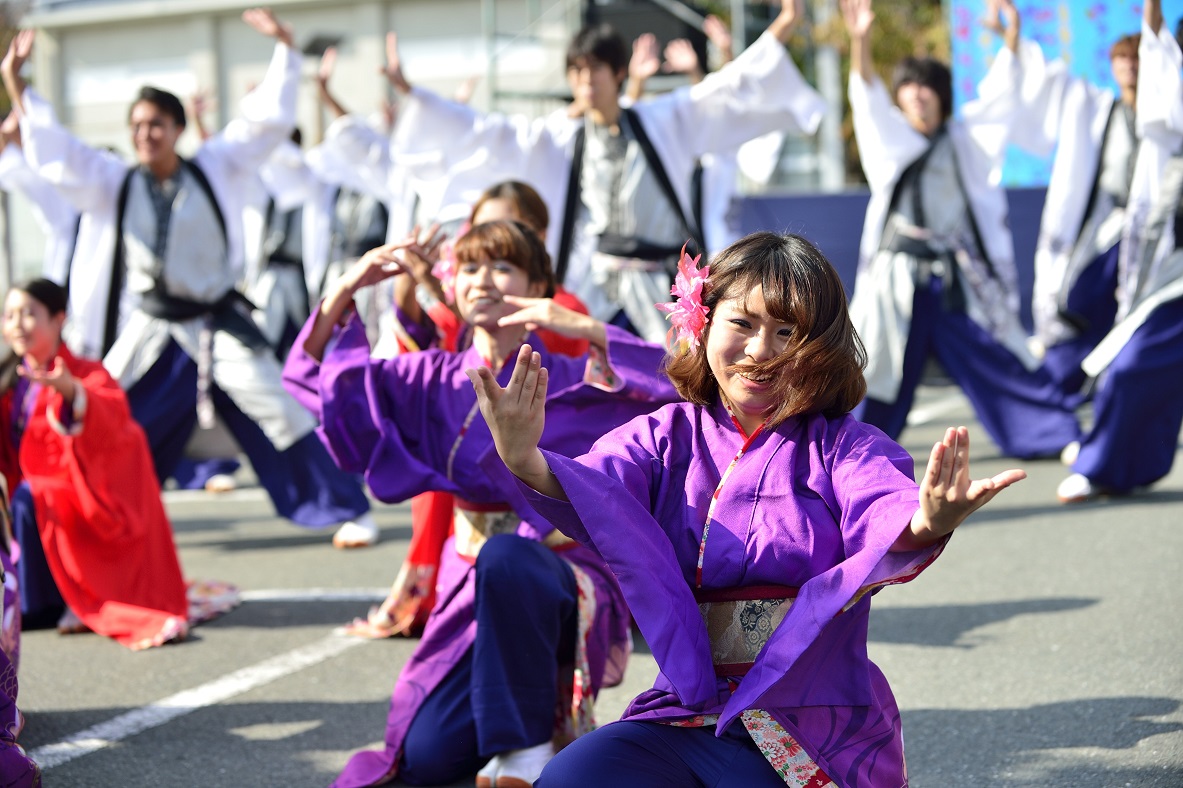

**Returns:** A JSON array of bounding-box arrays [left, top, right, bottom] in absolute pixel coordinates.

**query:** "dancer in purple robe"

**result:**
[[470, 232, 1027, 787], [282, 219, 680, 787]]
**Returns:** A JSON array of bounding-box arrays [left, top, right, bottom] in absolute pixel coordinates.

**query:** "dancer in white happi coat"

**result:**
[[1008, 16, 1144, 407], [0, 10, 376, 547], [842, 0, 1080, 459], [1058, 0, 1183, 502], [384, 0, 824, 344]]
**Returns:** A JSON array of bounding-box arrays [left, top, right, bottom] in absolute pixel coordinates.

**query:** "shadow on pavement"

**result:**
[[904, 696, 1183, 787], [869, 597, 1098, 647]]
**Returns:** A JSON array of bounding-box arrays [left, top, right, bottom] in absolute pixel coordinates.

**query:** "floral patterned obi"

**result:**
[[452, 499, 575, 563], [693, 585, 799, 677]]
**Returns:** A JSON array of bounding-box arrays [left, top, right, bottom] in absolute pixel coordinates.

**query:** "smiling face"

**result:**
[[3, 289, 64, 367], [454, 256, 545, 330], [896, 81, 944, 136], [129, 100, 183, 173], [705, 284, 793, 435]]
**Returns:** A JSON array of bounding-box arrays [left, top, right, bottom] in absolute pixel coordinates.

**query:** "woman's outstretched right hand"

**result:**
[[468, 344, 567, 498]]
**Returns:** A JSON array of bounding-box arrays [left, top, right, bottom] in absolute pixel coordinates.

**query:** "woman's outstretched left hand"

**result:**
[[897, 426, 1027, 550]]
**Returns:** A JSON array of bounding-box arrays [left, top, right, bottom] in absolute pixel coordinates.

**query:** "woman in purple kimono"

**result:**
[[282, 219, 679, 787], [470, 231, 1026, 787]]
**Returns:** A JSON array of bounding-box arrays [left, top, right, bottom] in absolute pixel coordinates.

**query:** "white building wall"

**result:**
[[23, 0, 579, 157], [2, 0, 579, 280]]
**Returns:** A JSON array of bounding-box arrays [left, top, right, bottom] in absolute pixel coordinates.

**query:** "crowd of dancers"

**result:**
[[0, 0, 1180, 785]]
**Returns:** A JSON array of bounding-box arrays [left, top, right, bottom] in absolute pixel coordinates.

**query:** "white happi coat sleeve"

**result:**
[[391, 86, 576, 241], [18, 88, 129, 357], [631, 32, 825, 223], [847, 74, 929, 269], [198, 42, 301, 179], [0, 143, 79, 283], [17, 87, 128, 214], [193, 41, 301, 284]]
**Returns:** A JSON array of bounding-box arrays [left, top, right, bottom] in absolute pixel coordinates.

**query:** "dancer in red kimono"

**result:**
[[0, 278, 237, 649]]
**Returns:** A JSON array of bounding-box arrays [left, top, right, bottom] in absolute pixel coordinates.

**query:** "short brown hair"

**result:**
[[469, 181, 550, 236], [1110, 32, 1140, 61], [454, 219, 556, 298], [663, 232, 866, 425]]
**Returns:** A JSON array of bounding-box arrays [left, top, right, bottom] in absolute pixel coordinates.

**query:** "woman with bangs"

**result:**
[[472, 231, 1026, 787], [283, 218, 679, 787], [345, 180, 595, 641]]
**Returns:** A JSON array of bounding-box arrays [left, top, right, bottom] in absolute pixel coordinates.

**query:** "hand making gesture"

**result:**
[[468, 344, 559, 495], [895, 426, 1027, 550]]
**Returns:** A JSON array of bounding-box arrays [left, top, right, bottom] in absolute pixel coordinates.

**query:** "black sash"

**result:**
[[105, 159, 266, 355]]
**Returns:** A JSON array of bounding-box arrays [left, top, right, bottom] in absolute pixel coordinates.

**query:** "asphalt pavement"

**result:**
[[14, 384, 1183, 787]]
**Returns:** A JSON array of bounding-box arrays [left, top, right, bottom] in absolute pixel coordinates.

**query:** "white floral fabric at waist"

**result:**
[[452, 502, 575, 561]]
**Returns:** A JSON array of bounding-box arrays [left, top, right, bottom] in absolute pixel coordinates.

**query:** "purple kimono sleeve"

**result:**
[[519, 446, 719, 709], [282, 311, 462, 503], [393, 304, 438, 351], [719, 422, 942, 730], [282, 311, 383, 473]]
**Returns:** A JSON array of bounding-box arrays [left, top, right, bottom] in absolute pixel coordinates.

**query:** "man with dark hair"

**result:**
[[1009, 19, 1146, 415], [890, 57, 953, 123], [383, 0, 825, 345], [841, 0, 1080, 459], [565, 23, 631, 74], [1, 9, 378, 547]]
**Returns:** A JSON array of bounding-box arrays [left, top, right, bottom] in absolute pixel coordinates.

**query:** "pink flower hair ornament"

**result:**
[[655, 244, 710, 353]]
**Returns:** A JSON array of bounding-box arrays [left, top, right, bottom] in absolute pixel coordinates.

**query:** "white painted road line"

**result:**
[[240, 588, 388, 603], [28, 635, 368, 770]]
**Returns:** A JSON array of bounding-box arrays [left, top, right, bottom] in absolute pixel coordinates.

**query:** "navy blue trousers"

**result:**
[[854, 275, 1080, 459], [399, 535, 578, 786], [1041, 243, 1120, 406], [1074, 295, 1183, 492], [536, 721, 786, 788], [125, 338, 369, 526], [11, 482, 64, 628]]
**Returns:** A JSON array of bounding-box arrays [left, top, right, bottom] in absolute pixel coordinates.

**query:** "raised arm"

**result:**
[[979, 0, 1021, 55], [200, 8, 301, 170], [626, 33, 662, 103], [1, 29, 33, 114], [840, 0, 874, 84], [892, 426, 1026, 551], [315, 46, 349, 120], [766, 0, 806, 45], [188, 89, 216, 142], [1146, 0, 1163, 36], [381, 31, 413, 96]]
